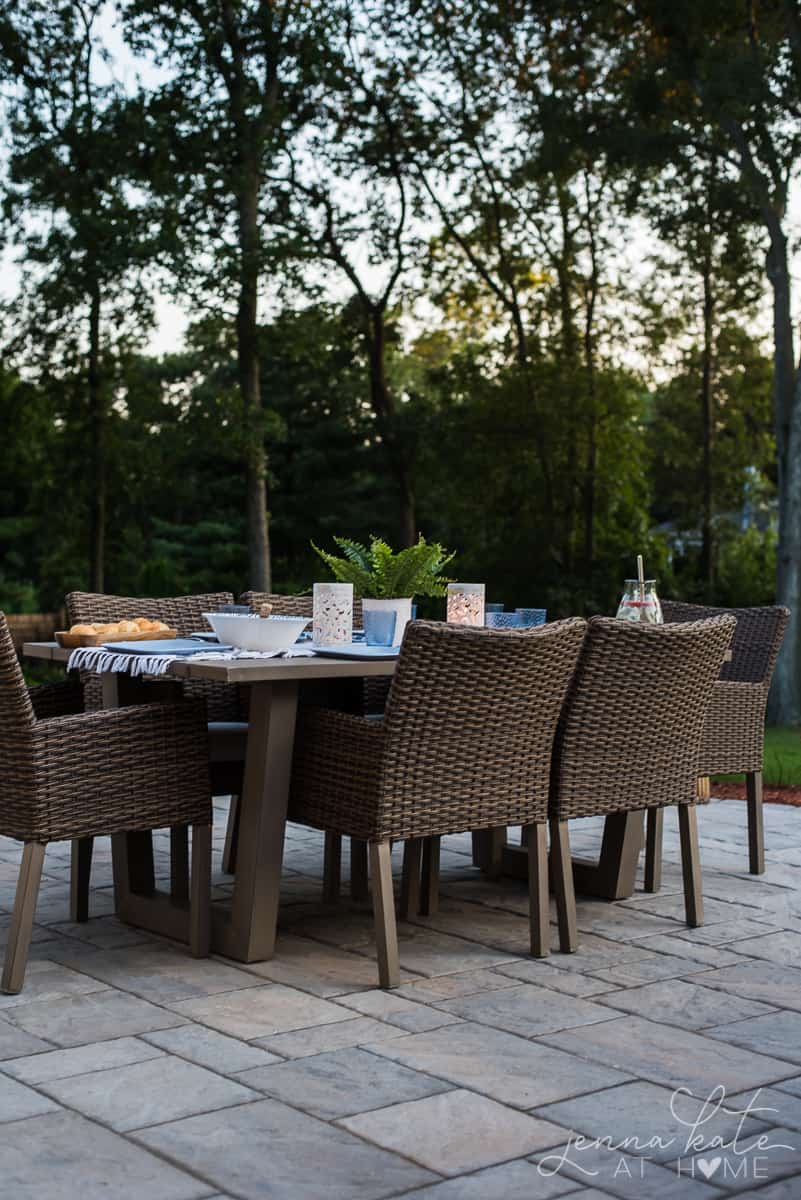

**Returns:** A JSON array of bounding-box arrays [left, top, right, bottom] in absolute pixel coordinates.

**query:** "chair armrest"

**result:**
[[28, 680, 85, 719], [30, 701, 212, 841], [701, 680, 768, 774], [290, 707, 386, 841]]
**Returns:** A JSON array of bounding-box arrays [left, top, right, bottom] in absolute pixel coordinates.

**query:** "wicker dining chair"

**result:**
[[549, 614, 736, 953], [287, 617, 587, 987], [232, 591, 376, 896], [0, 613, 212, 993], [65, 591, 246, 914], [643, 602, 789, 886]]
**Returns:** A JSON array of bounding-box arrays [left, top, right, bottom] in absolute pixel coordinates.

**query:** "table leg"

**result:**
[[212, 680, 299, 962], [570, 811, 645, 900], [489, 811, 646, 901]]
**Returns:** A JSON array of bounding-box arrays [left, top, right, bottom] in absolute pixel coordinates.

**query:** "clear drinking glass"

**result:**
[[616, 580, 663, 624]]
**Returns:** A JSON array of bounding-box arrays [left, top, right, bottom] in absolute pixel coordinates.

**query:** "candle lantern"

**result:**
[[447, 582, 485, 626], [313, 582, 353, 644]]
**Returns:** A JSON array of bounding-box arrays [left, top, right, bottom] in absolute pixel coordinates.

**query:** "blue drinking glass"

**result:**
[[364, 609, 397, 646], [485, 611, 523, 628], [516, 608, 547, 627]]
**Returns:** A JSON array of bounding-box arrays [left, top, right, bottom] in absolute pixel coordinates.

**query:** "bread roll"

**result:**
[[70, 624, 97, 636], [117, 620, 140, 635]]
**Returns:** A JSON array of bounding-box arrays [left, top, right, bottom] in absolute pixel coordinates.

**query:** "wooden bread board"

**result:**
[[55, 628, 178, 649]]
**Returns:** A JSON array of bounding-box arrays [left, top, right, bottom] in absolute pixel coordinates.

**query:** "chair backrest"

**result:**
[[0, 609, 35, 787], [66, 591, 234, 637], [377, 617, 587, 837], [65, 591, 240, 719], [0, 613, 35, 730], [551, 614, 736, 820], [241, 591, 364, 628], [661, 601, 789, 685]]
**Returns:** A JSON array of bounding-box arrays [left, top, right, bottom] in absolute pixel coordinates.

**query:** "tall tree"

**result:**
[[616, 0, 801, 721], [2, 0, 154, 589], [283, 15, 421, 545], [123, 0, 340, 589], [637, 148, 764, 595]]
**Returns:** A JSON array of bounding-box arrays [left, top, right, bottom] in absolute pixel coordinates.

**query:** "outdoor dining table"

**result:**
[[24, 640, 648, 961]]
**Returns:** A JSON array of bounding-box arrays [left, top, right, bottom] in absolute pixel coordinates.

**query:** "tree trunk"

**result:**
[[237, 176, 271, 590], [367, 309, 416, 547], [700, 241, 715, 599], [765, 218, 801, 723], [582, 195, 600, 588], [88, 280, 105, 592]]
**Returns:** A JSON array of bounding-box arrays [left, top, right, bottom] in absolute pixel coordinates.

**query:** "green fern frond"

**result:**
[[312, 535, 455, 599]]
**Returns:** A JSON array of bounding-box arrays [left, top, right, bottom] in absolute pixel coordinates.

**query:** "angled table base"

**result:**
[[473, 811, 646, 901]]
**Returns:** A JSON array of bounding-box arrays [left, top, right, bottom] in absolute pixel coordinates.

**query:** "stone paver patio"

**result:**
[[1, 798, 800, 1198]]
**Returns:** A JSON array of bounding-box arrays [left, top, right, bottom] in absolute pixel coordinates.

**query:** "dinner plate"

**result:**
[[311, 644, 399, 660], [102, 639, 232, 656]]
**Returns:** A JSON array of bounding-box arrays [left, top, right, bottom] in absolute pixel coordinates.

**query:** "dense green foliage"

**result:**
[[0, 1, 790, 668]]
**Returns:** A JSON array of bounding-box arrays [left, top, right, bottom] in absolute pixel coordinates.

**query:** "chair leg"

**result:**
[[369, 840, 400, 988], [170, 825, 190, 901], [549, 819, 577, 953], [399, 838, 422, 919], [323, 832, 342, 903], [350, 838, 369, 901], [527, 823, 550, 957], [420, 837, 440, 916], [644, 808, 663, 893], [2, 843, 46, 995], [189, 823, 212, 958], [678, 805, 704, 927], [746, 771, 765, 875], [221, 794, 240, 875], [69, 836, 94, 922]]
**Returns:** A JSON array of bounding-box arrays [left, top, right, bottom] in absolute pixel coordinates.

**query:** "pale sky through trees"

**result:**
[[2, 1, 799, 372]]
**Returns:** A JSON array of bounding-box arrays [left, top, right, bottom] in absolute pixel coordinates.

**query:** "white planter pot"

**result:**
[[361, 597, 413, 647]]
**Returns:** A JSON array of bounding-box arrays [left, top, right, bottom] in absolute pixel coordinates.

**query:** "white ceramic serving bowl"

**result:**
[[203, 612, 309, 652]]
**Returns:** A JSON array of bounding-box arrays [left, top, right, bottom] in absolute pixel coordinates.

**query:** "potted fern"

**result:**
[[312, 535, 454, 646]]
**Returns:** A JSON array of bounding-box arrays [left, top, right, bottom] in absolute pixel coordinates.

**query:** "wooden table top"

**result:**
[[22, 642, 397, 684]]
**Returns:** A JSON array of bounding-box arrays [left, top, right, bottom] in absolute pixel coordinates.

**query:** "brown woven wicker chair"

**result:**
[[643, 602, 789, 884], [0, 613, 212, 993], [65, 592, 246, 912], [288, 617, 587, 987], [66, 591, 241, 720], [549, 614, 736, 953]]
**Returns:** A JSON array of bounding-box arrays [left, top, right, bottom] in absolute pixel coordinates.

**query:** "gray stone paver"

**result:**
[[594, 977, 778, 1029], [0, 1034, 164, 1083], [39, 1052, 259, 1131], [137, 1096, 437, 1198], [0, 1110, 213, 1199], [534, 1079, 769, 1164], [363, 1020, 632, 1108], [339, 1088, 567, 1175], [237, 1044, 451, 1118], [0, 799, 797, 1196]]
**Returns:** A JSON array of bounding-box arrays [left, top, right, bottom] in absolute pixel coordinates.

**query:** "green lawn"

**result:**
[[715, 726, 801, 787]]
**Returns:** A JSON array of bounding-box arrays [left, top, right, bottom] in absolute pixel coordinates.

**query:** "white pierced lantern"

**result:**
[[447, 582, 485, 626], [313, 582, 353, 644]]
